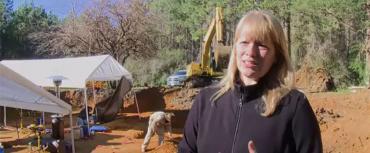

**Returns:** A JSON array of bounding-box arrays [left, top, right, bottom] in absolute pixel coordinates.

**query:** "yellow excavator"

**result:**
[[186, 7, 231, 87]]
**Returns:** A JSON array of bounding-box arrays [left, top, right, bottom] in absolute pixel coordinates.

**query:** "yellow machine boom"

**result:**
[[186, 7, 231, 87]]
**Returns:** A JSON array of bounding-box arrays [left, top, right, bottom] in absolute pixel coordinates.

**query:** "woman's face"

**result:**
[[236, 24, 276, 83]]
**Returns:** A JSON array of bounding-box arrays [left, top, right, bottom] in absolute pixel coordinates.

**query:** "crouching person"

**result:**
[[141, 111, 174, 152]]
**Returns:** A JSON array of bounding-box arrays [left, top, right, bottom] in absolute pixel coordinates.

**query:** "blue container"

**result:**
[[0, 147, 4, 153]]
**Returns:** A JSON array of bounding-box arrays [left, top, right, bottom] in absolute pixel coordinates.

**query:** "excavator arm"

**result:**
[[186, 7, 231, 87], [201, 7, 224, 70]]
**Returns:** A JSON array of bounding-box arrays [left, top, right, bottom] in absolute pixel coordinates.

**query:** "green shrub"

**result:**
[[348, 44, 367, 85], [124, 48, 187, 86]]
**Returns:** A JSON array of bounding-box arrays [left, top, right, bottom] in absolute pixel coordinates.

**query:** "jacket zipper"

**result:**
[[231, 95, 244, 153]]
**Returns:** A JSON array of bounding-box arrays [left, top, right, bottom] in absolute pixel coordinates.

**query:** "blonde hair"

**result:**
[[212, 10, 295, 117]]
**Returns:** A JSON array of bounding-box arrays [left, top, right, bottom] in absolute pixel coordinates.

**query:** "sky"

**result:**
[[13, 0, 91, 19]]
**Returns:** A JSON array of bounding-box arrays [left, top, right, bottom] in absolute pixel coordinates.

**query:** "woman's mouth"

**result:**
[[244, 61, 257, 68]]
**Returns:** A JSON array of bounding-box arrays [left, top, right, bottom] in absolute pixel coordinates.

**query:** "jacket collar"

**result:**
[[233, 79, 264, 103]]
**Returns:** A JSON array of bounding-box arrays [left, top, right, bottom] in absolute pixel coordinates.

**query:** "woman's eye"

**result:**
[[239, 41, 248, 46], [258, 45, 268, 50]]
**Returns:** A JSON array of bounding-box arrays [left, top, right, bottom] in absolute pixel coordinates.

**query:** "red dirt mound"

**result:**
[[296, 65, 334, 92], [163, 87, 200, 110], [123, 87, 200, 128]]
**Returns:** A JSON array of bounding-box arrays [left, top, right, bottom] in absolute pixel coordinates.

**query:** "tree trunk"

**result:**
[[0, 37, 3, 60], [287, 0, 292, 61], [366, 0, 370, 87], [287, 13, 291, 58]]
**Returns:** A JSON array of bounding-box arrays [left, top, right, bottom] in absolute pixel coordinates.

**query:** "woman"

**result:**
[[178, 10, 322, 153]]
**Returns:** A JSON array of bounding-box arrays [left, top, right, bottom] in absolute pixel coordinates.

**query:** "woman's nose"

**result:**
[[245, 43, 258, 57]]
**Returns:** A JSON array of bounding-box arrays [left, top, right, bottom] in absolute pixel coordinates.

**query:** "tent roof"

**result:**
[[1, 55, 132, 88], [0, 64, 71, 115]]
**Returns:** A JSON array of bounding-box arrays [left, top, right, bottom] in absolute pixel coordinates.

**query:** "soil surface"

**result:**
[[1, 87, 370, 153]]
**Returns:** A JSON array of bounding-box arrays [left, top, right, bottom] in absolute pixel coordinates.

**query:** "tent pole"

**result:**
[[4, 106, 6, 127], [42, 112, 45, 125], [133, 91, 141, 119], [69, 113, 75, 153], [92, 81, 98, 120], [55, 85, 58, 96], [20, 109, 23, 129], [83, 88, 90, 136]]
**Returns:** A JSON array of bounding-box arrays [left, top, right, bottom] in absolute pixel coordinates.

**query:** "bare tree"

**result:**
[[30, 0, 159, 65]]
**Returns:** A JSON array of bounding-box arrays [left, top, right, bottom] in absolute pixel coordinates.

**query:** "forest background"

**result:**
[[1, 0, 369, 89]]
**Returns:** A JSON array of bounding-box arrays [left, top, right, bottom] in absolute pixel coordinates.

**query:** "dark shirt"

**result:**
[[78, 107, 92, 121], [178, 84, 323, 153]]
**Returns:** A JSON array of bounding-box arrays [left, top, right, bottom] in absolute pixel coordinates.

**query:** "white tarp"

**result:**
[[1, 55, 132, 88], [0, 63, 71, 115]]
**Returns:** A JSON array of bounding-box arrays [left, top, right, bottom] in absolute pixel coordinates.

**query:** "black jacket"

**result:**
[[178, 84, 322, 153]]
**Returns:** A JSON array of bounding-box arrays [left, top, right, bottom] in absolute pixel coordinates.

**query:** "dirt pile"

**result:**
[[124, 87, 200, 111], [123, 87, 200, 129], [295, 65, 334, 92], [163, 87, 200, 110], [149, 141, 178, 153]]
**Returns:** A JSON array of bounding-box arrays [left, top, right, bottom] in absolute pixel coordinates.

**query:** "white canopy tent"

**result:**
[[1, 55, 132, 88], [0, 63, 75, 153], [1, 55, 133, 135]]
